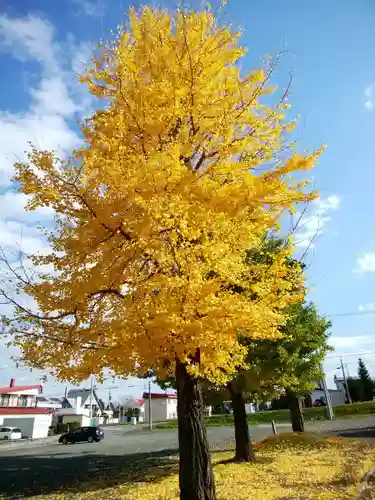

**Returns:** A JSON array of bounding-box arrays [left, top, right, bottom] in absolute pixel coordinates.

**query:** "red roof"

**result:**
[[0, 385, 42, 394], [59, 413, 85, 417], [0, 408, 54, 415], [142, 392, 177, 399]]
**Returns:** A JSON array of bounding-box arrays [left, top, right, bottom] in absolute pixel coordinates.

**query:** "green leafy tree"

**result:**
[[346, 377, 363, 403], [230, 300, 331, 462], [224, 237, 304, 462], [357, 358, 375, 401]]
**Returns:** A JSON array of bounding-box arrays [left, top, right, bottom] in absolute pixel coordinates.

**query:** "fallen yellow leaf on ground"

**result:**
[[31, 434, 375, 499]]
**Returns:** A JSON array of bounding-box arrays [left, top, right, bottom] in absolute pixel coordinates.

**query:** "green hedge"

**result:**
[[334, 400, 375, 417], [155, 400, 375, 429], [52, 421, 81, 435]]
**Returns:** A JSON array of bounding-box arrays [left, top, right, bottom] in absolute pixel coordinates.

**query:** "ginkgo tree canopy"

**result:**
[[5, 8, 322, 383]]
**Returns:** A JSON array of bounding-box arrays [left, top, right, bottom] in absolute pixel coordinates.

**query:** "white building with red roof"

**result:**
[[142, 392, 212, 422], [142, 392, 178, 422], [0, 378, 54, 438]]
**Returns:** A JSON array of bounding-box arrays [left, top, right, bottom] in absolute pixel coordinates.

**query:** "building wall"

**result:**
[[0, 414, 52, 438], [144, 398, 178, 422], [37, 400, 62, 409], [0, 393, 37, 408], [311, 389, 346, 407], [8, 388, 40, 396], [329, 391, 346, 406], [56, 407, 90, 417], [245, 403, 256, 414], [31, 415, 53, 438], [60, 414, 91, 427]]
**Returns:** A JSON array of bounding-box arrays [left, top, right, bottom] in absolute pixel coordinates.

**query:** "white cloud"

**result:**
[[0, 15, 59, 72], [364, 83, 375, 111], [30, 77, 79, 116], [355, 253, 375, 273], [0, 111, 79, 185], [0, 190, 54, 256], [358, 303, 375, 312], [0, 191, 53, 221], [0, 13, 97, 380], [0, 13, 91, 187], [330, 335, 375, 351], [71, 0, 105, 18], [72, 41, 94, 74], [294, 194, 341, 247], [0, 220, 49, 255]]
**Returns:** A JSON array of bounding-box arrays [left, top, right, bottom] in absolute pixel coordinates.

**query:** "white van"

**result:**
[[0, 426, 22, 440]]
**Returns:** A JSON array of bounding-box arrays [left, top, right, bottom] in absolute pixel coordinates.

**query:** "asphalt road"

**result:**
[[1, 417, 375, 498]]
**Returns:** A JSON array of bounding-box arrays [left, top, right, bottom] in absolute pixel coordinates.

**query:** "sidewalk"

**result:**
[[0, 435, 58, 451]]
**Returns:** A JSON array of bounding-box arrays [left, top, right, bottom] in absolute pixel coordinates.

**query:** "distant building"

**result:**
[[143, 392, 178, 422], [120, 397, 145, 422], [0, 378, 54, 438], [310, 380, 346, 407], [56, 388, 109, 426], [36, 396, 62, 409], [142, 393, 212, 422]]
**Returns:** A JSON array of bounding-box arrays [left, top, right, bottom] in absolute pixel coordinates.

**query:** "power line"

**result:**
[[326, 350, 375, 359], [325, 310, 375, 318]]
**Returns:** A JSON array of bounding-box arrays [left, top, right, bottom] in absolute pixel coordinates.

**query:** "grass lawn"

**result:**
[[30, 433, 375, 499], [155, 400, 375, 429]]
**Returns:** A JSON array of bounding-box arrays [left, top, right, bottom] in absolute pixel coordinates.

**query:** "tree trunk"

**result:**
[[175, 357, 217, 500], [228, 382, 256, 462], [286, 389, 305, 432]]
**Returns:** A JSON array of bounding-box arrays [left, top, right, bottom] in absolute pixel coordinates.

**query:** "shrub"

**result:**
[[55, 423, 69, 434], [68, 421, 81, 431], [54, 421, 81, 434]]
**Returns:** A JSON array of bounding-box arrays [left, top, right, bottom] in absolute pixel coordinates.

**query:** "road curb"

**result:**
[[0, 436, 57, 451]]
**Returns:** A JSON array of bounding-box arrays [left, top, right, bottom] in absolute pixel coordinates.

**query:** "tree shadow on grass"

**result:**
[[0, 448, 180, 498]]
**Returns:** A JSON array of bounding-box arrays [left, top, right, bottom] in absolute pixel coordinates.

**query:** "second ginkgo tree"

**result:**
[[2, 7, 323, 500]]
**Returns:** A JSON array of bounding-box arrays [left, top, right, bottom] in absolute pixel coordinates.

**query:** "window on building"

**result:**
[[9, 395, 18, 407], [27, 396, 36, 407], [19, 395, 28, 407], [0, 394, 10, 407]]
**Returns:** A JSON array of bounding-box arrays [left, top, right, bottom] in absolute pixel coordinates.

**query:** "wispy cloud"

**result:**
[[0, 13, 95, 390], [0, 13, 97, 254], [294, 194, 341, 248], [330, 335, 375, 351], [358, 303, 375, 312], [0, 15, 60, 71], [364, 83, 375, 110], [0, 14, 84, 186], [71, 0, 105, 18], [355, 253, 375, 273]]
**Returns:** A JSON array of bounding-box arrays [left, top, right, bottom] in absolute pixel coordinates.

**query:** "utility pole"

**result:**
[[340, 357, 352, 404], [320, 364, 334, 419], [89, 374, 94, 423], [148, 380, 152, 431]]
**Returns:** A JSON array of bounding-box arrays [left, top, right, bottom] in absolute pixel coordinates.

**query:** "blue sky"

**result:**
[[0, 0, 374, 402]]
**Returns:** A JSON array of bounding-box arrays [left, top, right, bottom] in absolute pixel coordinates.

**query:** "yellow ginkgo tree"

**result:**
[[2, 8, 322, 500]]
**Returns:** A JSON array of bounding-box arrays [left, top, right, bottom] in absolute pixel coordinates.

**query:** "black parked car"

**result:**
[[59, 426, 104, 444]]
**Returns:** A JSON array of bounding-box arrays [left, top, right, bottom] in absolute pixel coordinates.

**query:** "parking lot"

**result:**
[[1, 418, 375, 498]]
